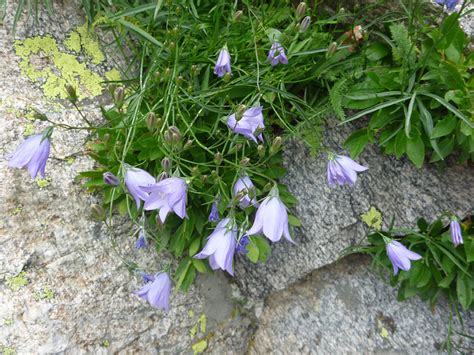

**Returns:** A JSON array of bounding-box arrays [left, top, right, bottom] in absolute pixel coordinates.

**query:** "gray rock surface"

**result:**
[[249, 254, 474, 354], [0, 0, 472, 354]]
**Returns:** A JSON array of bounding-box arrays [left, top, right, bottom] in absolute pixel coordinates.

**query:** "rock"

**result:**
[[249, 254, 474, 354]]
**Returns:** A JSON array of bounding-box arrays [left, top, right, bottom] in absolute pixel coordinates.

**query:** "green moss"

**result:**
[[6, 272, 28, 291]]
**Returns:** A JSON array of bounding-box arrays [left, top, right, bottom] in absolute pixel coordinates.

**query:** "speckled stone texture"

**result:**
[[249, 254, 474, 354]]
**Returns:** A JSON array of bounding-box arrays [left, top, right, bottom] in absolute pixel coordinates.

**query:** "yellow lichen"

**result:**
[[24, 123, 35, 136], [105, 68, 122, 82], [36, 178, 50, 188], [14, 26, 107, 101], [191, 340, 207, 354], [6, 272, 28, 291]]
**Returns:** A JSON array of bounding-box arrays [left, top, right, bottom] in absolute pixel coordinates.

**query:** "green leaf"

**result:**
[[438, 272, 456, 288], [192, 259, 207, 273], [340, 97, 411, 125], [421, 93, 473, 129], [288, 215, 302, 227], [188, 238, 201, 256], [431, 117, 457, 139], [254, 237, 271, 263], [246, 239, 259, 263], [406, 135, 425, 168], [365, 42, 390, 61], [175, 257, 192, 291], [404, 92, 417, 138], [343, 128, 370, 159], [456, 274, 472, 310]]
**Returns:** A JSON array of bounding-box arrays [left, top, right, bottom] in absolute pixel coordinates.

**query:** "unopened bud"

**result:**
[[183, 139, 193, 150], [103, 133, 110, 142], [146, 112, 157, 131], [161, 157, 171, 171], [240, 157, 250, 166], [326, 42, 338, 58], [175, 75, 183, 85], [191, 166, 200, 176], [200, 174, 208, 183], [234, 10, 243, 22], [163, 130, 173, 144], [223, 72, 232, 82], [91, 204, 105, 221], [164, 67, 172, 77], [190, 65, 199, 76], [154, 71, 161, 80], [65, 84, 78, 103], [270, 136, 282, 154], [114, 86, 125, 109], [103, 172, 119, 186], [299, 16, 311, 33], [157, 172, 169, 181], [295, 2, 307, 18], [257, 145, 265, 158], [214, 152, 223, 165], [168, 126, 181, 144], [263, 183, 272, 192], [33, 109, 48, 121], [175, 6, 181, 15], [236, 105, 246, 120]]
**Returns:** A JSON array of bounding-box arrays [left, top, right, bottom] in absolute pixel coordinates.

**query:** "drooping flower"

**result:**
[[247, 187, 294, 243], [8, 133, 51, 179], [227, 106, 265, 143], [103, 172, 119, 186], [327, 154, 368, 187], [267, 42, 288, 66], [134, 272, 172, 311], [124, 167, 156, 209], [386, 241, 422, 275], [194, 218, 237, 275], [135, 228, 148, 249], [450, 220, 463, 247], [435, 0, 458, 11], [233, 175, 258, 209], [236, 234, 250, 254], [214, 47, 231, 77], [208, 200, 220, 222], [142, 177, 188, 223]]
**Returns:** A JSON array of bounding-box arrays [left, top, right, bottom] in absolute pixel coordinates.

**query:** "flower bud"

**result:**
[[146, 112, 157, 131], [299, 16, 311, 33], [114, 86, 125, 109], [164, 67, 172, 77], [240, 157, 250, 166], [157, 172, 169, 181], [295, 2, 307, 18], [167, 126, 181, 144], [236, 105, 246, 121], [103, 172, 119, 186], [190, 65, 199, 76], [163, 130, 173, 144], [214, 152, 223, 165], [234, 10, 243, 22], [103, 133, 110, 142], [270, 136, 282, 154], [223, 72, 232, 83], [65, 84, 78, 103], [200, 174, 208, 183], [191, 166, 200, 176], [183, 139, 193, 150], [175, 75, 183, 85], [326, 42, 338, 58], [257, 144, 265, 158], [154, 71, 161, 80], [91, 204, 105, 221], [161, 157, 171, 171]]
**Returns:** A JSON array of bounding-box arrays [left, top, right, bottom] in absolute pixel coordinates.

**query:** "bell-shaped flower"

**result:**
[[103, 172, 119, 186], [233, 175, 258, 209], [386, 240, 422, 275], [208, 200, 220, 222], [247, 187, 294, 243], [142, 177, 188, 223], [236, 234, 250, 254], [8, 133, 51, 179], [124, 167, 156, 209], [214, 47, 231, 77], [227, 106, 265, 143], [267, 42, 288, 66], [134, 272, 172, 311], [134, 228, 148, 249], [327, 154, 368, 187], [450, 220, 463, 247], [435, 0, 458, 11], [194, 217, 237, 275]]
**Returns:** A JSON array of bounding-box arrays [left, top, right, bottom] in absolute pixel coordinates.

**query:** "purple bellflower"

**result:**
[[103, 172, 119, 186], [247, 186, 294, 243], [208, 200, 220, 222], [194, 217, 237, 275], [227, 106, 265, 143], [124, 167, 156, 209], [233, 175, 259, 209], [327, 154, 368, 187], [134, 272, 172, 311], [450, 219, 463, 247], [236, 234, 250, 254], [267, 42, 288, 66], [8, 133, 51, 179], [135, 228, 148, 249], [435, 0, 458, 11], [386, 240, 422, 275], [142, 177, 188, 223], [214, 47, 231, 77]]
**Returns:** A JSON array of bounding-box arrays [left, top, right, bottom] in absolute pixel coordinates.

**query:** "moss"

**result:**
[[14, 27, 106, 100], [6, 272, 28, 291]]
